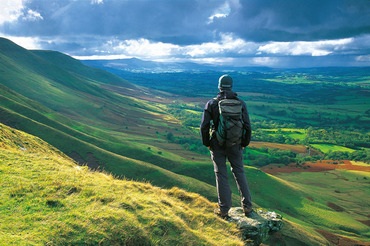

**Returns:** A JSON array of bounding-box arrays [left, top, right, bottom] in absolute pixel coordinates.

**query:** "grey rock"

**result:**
[[228, 207, 283, 245]]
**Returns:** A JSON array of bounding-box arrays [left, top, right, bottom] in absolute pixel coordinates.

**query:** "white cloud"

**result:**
[[22, 9, 43, 21], [0, 0, 24, 25], [70, 33, 247, 64], [189, 57, 235, 65], [95, 33, 253, 60], [0, 0, 43, 24], [72, 54, 132, 60], [1, 34, 41, 49], [252, 57, 280, 66], [208, 2, 231, 24], [355, 55, 370, 62], [103, 38, 180, 59], [63, 33, 367, 68], [67, 33, 268, 64], [257, 38, 354, 56], [185, 33, 255, 57], [91, 0, 104, 5]]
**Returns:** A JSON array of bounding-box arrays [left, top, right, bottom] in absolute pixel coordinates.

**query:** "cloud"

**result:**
[[215, 0, 370, 42], [0, 0, 43, 25], [257, 38, 354, 56], [252, 57, 280, 66], [2, 0, 369, 44], [356, 55, 370, 62], [70, 33, 257, 60], [91, 0, 104, 5], [101, 38, 180, 59], [0, 0, 369, 68], [185, 33, 255, 57], [1, 34, 42, 49], [22, 9, 43, 21], [208, 2, 231, 24], [72, 54, 132, 60], [0, 0, 25, 25], [58, 32, 370, 68]]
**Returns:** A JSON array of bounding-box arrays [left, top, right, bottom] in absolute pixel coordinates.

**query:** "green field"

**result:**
[[261, 128, 307, 140], [311, 143, 357, 153]]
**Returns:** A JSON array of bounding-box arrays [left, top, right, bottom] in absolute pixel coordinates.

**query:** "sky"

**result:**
[[1, 0, 370, 68]]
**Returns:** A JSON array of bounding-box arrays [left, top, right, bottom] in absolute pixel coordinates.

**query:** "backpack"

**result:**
[[215, 98, 244, 147]]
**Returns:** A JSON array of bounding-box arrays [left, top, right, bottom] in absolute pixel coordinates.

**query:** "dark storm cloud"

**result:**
[[2, 0, 370, 43], [2, 0, 222, 44], [214, 0, 370, 42], [1, 0, 369, 67]]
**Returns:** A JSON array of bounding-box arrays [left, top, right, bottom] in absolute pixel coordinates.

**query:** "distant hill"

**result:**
[[81, 57, 273, 73]]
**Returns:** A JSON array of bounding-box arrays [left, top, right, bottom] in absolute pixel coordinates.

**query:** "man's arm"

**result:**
[[200, 101, 212, 147], [241, 102, 252, 147]]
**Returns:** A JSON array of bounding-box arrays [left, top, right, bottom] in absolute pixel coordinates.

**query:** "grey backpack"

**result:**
[[216, 98, 244, 147]]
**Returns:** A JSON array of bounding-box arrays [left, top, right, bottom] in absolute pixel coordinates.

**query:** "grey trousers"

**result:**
[[210, 139, 252, 213]]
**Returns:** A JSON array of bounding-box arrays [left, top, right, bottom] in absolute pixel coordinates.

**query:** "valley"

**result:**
[[0, 37, 369, 245]]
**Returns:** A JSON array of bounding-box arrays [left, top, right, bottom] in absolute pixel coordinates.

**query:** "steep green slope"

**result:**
[[0, 84, 186, 170], [31, 50, 134, 87], [0, 98, 218, 201], [0, 38, 196, 174], [0, 37, 177, 132], [0, 38, 227, 208], [0, 123, 244, 245]]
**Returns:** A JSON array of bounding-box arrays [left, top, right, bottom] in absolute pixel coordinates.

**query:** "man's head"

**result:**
[[218, 74, 233, 91]]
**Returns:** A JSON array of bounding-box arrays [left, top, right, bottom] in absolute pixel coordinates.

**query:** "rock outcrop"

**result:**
[[228, 207, 283, 245]]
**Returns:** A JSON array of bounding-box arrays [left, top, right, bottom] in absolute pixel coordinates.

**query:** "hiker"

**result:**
[[200, 74, 253, 219]]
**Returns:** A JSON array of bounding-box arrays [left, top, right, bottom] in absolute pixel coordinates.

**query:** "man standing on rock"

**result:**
[[200, 74, 253, 219]]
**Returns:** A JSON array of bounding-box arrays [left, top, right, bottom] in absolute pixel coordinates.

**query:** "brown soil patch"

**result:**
[[261, 160, 370, 175], [250, 141, 308, 153], [315, 229, 370, 246], [327, 202, 345, 212], [357, 220, 370, 227], [306, 196, 314, 202], [68, 151, 103, 169]]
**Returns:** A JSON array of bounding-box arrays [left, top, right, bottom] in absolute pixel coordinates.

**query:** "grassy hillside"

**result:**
[[0, 123, 244, 245], [0, 38, 181, 135], [0, 97, 219, 202], [0, 38, 211, 184]]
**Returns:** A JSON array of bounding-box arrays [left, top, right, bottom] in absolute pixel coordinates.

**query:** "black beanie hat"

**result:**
[[218, 74, 233, 90]]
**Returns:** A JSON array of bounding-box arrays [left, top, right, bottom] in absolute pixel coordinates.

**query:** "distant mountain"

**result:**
[[81, 57, 273, 73], [82, 57, 370, 76]]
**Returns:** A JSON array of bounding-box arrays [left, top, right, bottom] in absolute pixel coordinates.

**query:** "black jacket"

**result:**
[[200, 90, 251, 148]]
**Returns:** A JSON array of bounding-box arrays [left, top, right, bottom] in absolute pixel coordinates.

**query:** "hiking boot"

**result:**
[[242, 206, 253, 217], [214, 208, 230, 219]]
